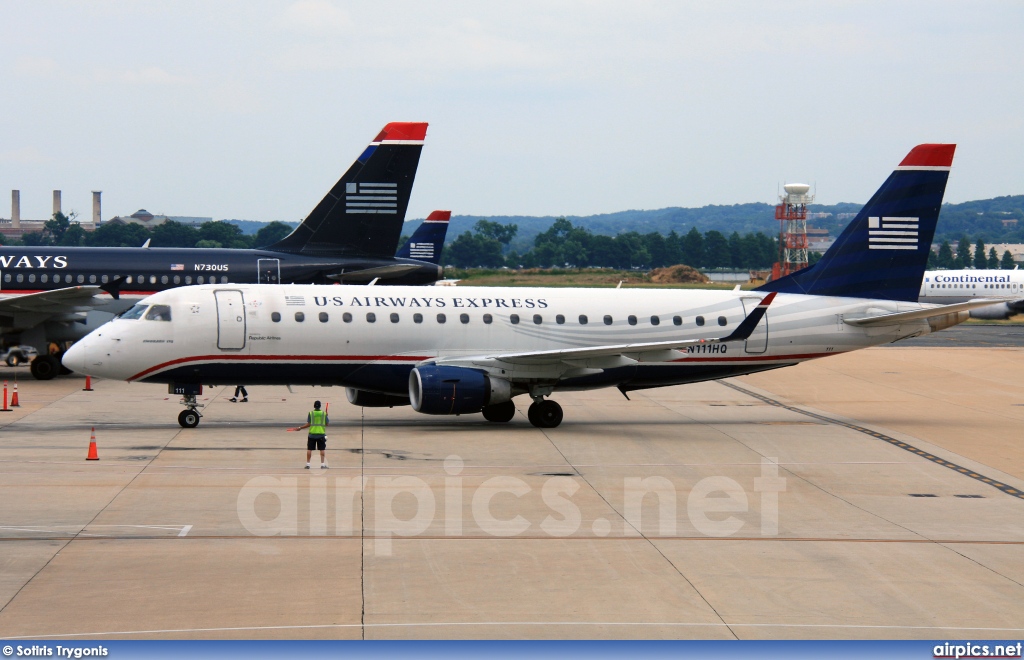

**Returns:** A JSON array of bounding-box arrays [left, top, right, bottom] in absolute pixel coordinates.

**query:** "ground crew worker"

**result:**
[[290, 400, 329, 469]]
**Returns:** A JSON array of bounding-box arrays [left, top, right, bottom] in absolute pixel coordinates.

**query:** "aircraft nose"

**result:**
[[61, 340, 91, 375]]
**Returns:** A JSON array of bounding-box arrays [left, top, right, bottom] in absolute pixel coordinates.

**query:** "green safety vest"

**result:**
[[309, 410, 326, 435]]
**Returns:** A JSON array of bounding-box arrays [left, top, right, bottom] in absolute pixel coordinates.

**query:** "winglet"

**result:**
[[719, 292, 775, 342], [99, 276, 126, 300]]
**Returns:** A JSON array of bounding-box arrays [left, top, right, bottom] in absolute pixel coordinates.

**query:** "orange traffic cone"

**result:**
[[1, 380, 9, 412], [83, 375, 94, 392], [86, 427, 99, 461], [10, 381, 19, 407]]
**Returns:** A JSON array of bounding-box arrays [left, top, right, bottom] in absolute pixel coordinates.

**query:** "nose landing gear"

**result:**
[[177, 393, 203, 428]]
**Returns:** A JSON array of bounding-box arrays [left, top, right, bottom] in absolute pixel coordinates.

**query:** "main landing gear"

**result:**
[[30, 355, 61, 380], [527, 398, 563, 429], [177, 394, 203, 428]]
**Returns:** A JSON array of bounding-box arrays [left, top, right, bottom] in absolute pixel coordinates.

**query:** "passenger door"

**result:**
[[740, 297, 768, 353], [215, 290, 246, 350], [258, 259, 281, 284]]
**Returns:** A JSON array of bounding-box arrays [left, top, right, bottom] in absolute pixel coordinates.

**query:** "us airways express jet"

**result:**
[[64, 144, 1005, 429], [0, 122, 446, 380]]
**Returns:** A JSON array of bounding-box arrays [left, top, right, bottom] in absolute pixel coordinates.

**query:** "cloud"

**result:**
[[0, 146, 47, 165], [281, 0, 352, 34], [13, 56, 57, 77], [90, 66, 195, 85]]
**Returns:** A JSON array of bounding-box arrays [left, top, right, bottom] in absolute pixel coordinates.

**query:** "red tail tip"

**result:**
[[374, 122, 428, 142], [899, 144, 955, 168], [425, 210, 451, 222]]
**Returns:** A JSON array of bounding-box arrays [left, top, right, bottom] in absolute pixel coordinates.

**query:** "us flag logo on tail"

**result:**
[[345, 182, 398, 214], [408, 243, 435, 259], [868, 216, 919, 250]]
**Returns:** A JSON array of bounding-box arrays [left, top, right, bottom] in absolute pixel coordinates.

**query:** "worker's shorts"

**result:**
[[307, 435, 326, 451]]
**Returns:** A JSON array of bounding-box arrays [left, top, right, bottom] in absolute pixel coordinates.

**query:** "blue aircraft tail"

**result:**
[[757, 144, 955, 301], [396, 210, 450, 265]]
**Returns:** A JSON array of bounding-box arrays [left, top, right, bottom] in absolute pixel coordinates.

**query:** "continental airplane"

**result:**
[[918, 267, 1023, 319], [64, 144, 1005, 429], [0, 122, 444, 380]]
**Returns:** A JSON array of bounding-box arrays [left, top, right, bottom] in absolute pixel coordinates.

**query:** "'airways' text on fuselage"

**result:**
[[0, 255, 68, 269]]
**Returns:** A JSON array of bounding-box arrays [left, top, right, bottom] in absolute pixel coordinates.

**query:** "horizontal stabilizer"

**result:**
[[843, 299, 1010, 327], [329, 264, 424, 283]]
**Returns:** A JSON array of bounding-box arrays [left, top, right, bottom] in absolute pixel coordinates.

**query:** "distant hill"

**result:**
[[223, 194, 1024, 248]]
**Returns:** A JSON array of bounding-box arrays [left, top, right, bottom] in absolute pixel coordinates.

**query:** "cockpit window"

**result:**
[[119, 304, 148, 320], [145, 305, 172, 322]]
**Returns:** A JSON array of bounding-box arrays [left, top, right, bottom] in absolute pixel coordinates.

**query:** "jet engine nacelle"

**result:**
[[408, 365, 512, 415], [345, 388, 411, 408], [969, 302, 1015, 320]]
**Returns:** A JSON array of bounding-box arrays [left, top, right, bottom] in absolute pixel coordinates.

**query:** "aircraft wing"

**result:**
[[329, 264, 423, 283], [435, 293, 776, 367], [842, 298, 1012, 327], [0, 286, 112, 315]]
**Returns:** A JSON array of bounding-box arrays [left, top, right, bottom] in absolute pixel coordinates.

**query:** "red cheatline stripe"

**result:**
[[899, 143, 955, 167], [130, 354, 434, 381], [671, 352, 831, 363]]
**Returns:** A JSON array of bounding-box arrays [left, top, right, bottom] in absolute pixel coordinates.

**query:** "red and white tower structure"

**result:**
[[771, 182, 813, 280]]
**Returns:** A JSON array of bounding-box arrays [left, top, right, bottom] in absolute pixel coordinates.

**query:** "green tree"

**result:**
[[703, 231, 730, 269], [473, 219, 518, 246], [988, 247, 999, 269], [927, 249, 937, 269], [151, 221, 200, 248], [681, 227, 704, 267], [253, 221, 295, 248], [199, 221, 248, 248], [936, 240, 955, 269], [1001, 250, 1016, 269], [87, 222, 152, 247], [44, 211, 74, 245], [955, 235, 971, 269], [195, 239, 223, 248], [973, 239, 987, 269], [59, 224, 87, 247], [445, 231, 504, 268]]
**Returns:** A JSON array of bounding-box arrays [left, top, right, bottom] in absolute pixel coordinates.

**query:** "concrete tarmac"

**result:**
[[0, 346, 1022, 640]]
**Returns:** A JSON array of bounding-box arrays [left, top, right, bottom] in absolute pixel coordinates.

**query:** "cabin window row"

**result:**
[[2, 273, 231, 285], [268, 311, 728, 327]]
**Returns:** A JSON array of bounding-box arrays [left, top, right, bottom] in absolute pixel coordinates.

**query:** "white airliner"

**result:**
[[63, 144, 1006, 429], [919, 267, 1023, 319]]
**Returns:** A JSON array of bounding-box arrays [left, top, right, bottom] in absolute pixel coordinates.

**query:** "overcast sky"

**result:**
[[2, 1, 1022, 223]]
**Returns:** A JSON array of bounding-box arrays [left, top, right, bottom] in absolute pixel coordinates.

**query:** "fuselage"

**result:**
[[919, 268, 1024, 319], [920, 268, 1023, 303], [64, 283, 952, 396]]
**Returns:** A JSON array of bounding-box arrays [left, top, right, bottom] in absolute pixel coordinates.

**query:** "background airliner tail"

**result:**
[[268, 122, 428, 258], [396, 211, 450, 265], [757, 144, 955, 301]]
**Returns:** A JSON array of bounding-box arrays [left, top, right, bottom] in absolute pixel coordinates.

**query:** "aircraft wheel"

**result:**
[[178, 409, 201, 428], [482, 400, 516, 423], [30, 355, 59, 380], [528, 400, 563, 428]]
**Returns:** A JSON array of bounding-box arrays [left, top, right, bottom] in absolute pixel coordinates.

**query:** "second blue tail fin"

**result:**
[[396, 210, 450, 265], [757, 144, 955, 302]]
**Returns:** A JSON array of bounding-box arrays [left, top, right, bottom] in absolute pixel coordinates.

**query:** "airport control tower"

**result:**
[[771, 182, 813, 280]]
